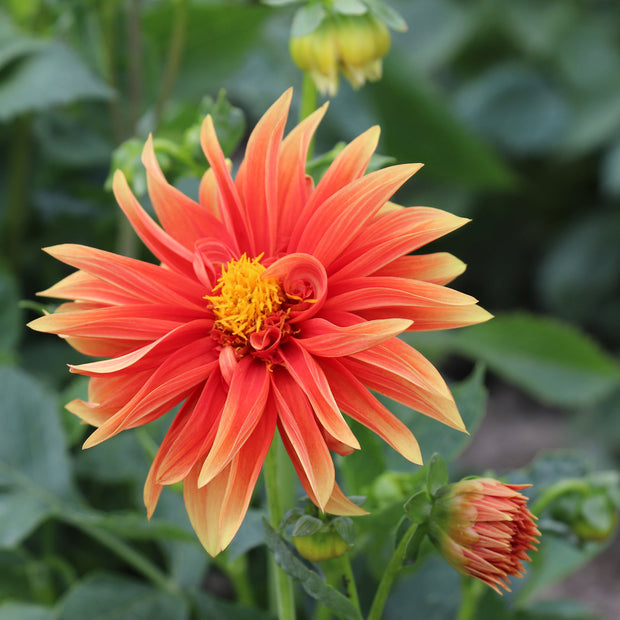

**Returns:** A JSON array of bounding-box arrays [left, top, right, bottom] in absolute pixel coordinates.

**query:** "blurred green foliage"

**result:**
[[1, 0, 620, 619]]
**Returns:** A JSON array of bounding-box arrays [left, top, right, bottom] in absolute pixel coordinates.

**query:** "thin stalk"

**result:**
[[455, 577, 485, 620], [366, 524, 425, 620], [530, 479, 591, 516], [299, 72, 318, 160], [153, 0, 188, 129], [313, 553, 361, 620], [62, 514, 180, 597], [264, 440, 296, 620], [2, 115, 32, 271]]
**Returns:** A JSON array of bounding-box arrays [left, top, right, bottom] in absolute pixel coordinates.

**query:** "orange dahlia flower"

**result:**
[[29, 90, 491, 555], [428, 478, 540, 593]]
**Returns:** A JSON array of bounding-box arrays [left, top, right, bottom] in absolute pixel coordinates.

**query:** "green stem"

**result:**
[[2, 115, 32, 271], [300, 72, 318, 122], [153, 0, 188, 129], [314, 554, 361, 620], [367, 523, 425, 620], [264, 440, 296, 620], [227, 554, 257, 608], [62, 514, 179, 597], [456, 577, 485, 620], [531, 479, 591, 516]]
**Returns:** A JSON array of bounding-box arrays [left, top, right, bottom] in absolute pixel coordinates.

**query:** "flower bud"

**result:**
[[428, 478, 540, 593], [289, 12, 392, 95]]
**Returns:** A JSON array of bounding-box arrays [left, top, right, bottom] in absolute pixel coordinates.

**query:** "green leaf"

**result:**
[[515, 599, 598, 620], [0, 265, 21, 355], [0, 603, 54, 620], [262, 519, 362, 620], [368, 52, 515, 189], [338, 422, 386, 492], [365, 0, 407, 31], [56, 574, 188, 620], [0, 366, 76, 547], [144, 4, 269, 99], [403, 491, 430, 524], [0, 42, 113, 121], [426, 454, 448, 497], [455, 63, 569, 155], [228, 508, 265, 561], [451, 313, 620, 408], [0, 13, 45, 70], [192, 590, 274, 620], [291, 3, 327, 38]]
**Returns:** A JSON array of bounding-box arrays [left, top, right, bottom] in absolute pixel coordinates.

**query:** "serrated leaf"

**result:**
[[452, 313, 620, 408], [263, 519, 362, 620], [0, 42, 113, 121], [365, 0, 407, 31], [332, 517, 355, 545], [291, 3, 327, 38]]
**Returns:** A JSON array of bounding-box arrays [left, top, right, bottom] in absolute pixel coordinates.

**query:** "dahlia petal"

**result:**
[[329, 207, 468, 281], [279, 341, 360, 451], [289, 126, 380, 250], [372, 252, 466, 285], [262, 252, 328, 323], [68, 319, 213, 376], [272, 368, 335, 509], [343, 338, 465, 431], [279, 428, 366, 516], [38, 270, 140, 305], [198, 165, 223, 220], [295, 164, 423, 267], [359, 304, 493, 331], [63, 335, 145, 358], [42, 244, 204, 309], [142, 136, 235, 250], [200, 115, 251, 248], [184, 404, 276, 556], [320, 358, 422, 464], [156, 371, 227, 485], [82, 342, 216, 448], [326, 276, 479, 309], [113, 170, 195, 276], [235, 89, 292, 255], [297, 317, 412, 357], [28, 304, 202, 341], [197, 356, 270, 486], [144, 388, 201, 518], [277, 104, 328, 238]]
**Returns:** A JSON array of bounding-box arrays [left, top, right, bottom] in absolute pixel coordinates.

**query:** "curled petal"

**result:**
[[262, 252, 328, 323]]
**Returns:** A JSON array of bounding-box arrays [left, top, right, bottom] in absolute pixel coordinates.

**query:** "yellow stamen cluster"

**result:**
[[205, 254, 284, 340]]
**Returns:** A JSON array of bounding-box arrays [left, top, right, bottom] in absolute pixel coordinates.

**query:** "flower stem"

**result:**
[[367, 523, 425, 620], [264, 439, 296, 620], [456, 577, 485, 620], [314, 553, 361, 620], [530, 479, 591, 516], [153, 0, 188, 129], [62, 514, 179, 597], [300, 72, 318, 122]]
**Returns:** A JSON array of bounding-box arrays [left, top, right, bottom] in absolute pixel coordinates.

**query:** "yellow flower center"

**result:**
[[205, 254, 284, 340]]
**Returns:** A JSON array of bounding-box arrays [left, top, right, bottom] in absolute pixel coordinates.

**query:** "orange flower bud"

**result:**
[[428, 478, 540, 593]]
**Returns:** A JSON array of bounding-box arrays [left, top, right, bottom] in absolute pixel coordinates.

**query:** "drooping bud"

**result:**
[[428, 478, 540, 593], [290, 11, 393, 96]]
